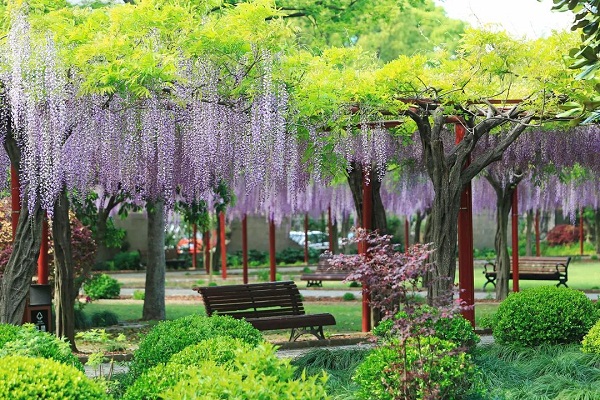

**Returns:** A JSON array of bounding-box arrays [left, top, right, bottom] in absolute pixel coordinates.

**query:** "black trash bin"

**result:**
[[25, 284, 52, 332]]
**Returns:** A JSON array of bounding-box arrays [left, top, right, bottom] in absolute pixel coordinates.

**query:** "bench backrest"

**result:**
[[315, 255, 353, 273], [197, 281, 305, 319], [511, 256, 571, 269]]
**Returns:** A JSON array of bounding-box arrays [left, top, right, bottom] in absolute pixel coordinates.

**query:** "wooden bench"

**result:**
[[483, 256, 571, 289], [300, 256, 352, 287], [193, 281, 336, 341]]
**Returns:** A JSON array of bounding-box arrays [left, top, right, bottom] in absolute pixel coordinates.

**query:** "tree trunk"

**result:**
[[0, 136, 44, 325], [525, 210, 533, 257], [427, 188, 462, 305], [347, 163, 387, 233], [414, 210, 426, 244], [595, 209, 600, 254], [213, 214, 221, 273], [331, 221, 339, 253], [52, 187, 77, 350], [94, 209, 111, 265], [143, 200, 166, 321], [493, 192, 513, 300]]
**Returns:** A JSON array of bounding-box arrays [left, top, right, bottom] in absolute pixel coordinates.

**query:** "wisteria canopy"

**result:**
[[0, 0, 598, 222]]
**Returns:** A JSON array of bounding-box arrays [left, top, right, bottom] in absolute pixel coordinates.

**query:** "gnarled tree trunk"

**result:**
[[347, 162, 387, 233], [52, 187, 77, 349], [0, 135, 44, 325], [143, 200, 166, 321]]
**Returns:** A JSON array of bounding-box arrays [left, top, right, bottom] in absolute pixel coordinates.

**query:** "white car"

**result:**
[[289, 231, 330, 250]]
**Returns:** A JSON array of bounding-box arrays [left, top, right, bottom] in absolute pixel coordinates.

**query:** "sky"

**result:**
[[434, 0, 574, 38]]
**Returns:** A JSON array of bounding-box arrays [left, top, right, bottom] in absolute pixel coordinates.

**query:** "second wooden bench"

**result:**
[[483, 256, 571, 290]]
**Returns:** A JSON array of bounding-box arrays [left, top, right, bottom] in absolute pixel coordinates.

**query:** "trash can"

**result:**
[[25, 284, 52, 332]]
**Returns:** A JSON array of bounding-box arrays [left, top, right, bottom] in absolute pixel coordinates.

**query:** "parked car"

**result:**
[[289, 231, 331, 250]]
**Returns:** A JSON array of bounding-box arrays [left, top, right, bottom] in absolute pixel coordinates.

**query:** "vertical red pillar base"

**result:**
[[269, 218, 276, 282], [220, 212, 227, 279], [361, 168, 373, 333], [512, 187, 520, 293], [456, 124, 475, 327], [38, 216, 49, 285], [192, 223, 197, 270]]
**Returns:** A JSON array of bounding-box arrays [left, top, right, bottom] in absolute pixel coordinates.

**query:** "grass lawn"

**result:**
[[84, 299, 500, 334]]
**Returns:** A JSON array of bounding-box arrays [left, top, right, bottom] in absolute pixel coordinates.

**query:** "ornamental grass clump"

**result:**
[[328, 230, 479, 400], [493, 286, 597, 347]]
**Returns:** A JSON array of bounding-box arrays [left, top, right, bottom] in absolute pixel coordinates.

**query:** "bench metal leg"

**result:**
[[556, 280, 568, 288], [483, 276, 496, 290], [289, 326, 326, 341], [306, 280, 323, 288]]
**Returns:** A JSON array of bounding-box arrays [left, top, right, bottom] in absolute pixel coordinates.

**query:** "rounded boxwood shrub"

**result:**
[[0, 323, 20, 347], [83, 273, 121, 300], [493, 286, 597, 346], [128, 315, 263, 379], [0, 324, 83, 371], [353, 337, 480, 400], [0, 355, 109, 400], [373, 306, 480, 351], [582, 320, 600, 353], [162, 344, 328, 400]]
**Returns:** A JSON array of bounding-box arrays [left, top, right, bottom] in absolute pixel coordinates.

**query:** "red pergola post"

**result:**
[[303, 213, 309, 264], [204, 230, 210, 274], [511, 187, 520, 293], [580, 207, 584, 256], [455, 123, 475, 327], [242, 214, 249, 284], [10, 166, 19, 240], [361, 168, 372, 333], [269, 217, 276, 282], [192, 223, 197, 270], [328, 206, 334, 253], [535, 210, 541, 257], [404, 216, 410, 252], [38, 216, 49, 285], [219, 212, 227, 279]]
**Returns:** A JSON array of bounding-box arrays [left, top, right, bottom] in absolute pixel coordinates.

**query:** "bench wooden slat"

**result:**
[[194, 281, 335, 341]]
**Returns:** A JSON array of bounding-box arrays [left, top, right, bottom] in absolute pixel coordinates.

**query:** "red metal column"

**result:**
[[242, 214, 249, 284], [328, 206, 334, 253], [361, 168, 372, 333], [404, 216, 410, 252], [192, 223, 197, 270], [535, 210, 541, 257], [10, 166, 19, 240], [304, 214, 309, 264], [204, 230, 210, 274], [455, 123, 475, 326], [38, 216, 49, 285], [219, 212, 227, 279], [269, 217, 276, 282], [580, 208, 584, 256], [511, 187, 520, 293]]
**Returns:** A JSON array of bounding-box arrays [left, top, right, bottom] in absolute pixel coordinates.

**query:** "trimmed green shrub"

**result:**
[[582, 320, 600, 353], [0, 323, 20, 347], [342, 292, 356, 301], [493, 286, 597, 346], [90, 310, 119, 327], [353, 337, 481, 400], [162, 344, 328, 400], [74, 308, 92, 329], [0, 356, 109, 400], [124, 337, 251, 400], [128, 315, 263, 379], [169, 337, 250, 367], [113, 251, 142, 270], [83, 273, 121, 300], [276, 248, 305, 264], [258, 268, 282, 281], [373, 306, 480, 351], [132, 290, 145, 300], [0, 324, 83, 371]]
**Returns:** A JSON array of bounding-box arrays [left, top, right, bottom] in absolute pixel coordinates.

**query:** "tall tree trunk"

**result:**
[[143, 200, 166, 321], [0, 136, 44, 325], [414, 210, 427, 244], [213, 213, 221, 273], [94, 209, 111, 265], [493, 190, 513, 300], [525, 210, 533, 256], [595, 209, 600, 254], [52, 187, 77, 350], [427, 187, 462, 305], [331, 221, 339, 253], [347, 163, 387, 233]]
